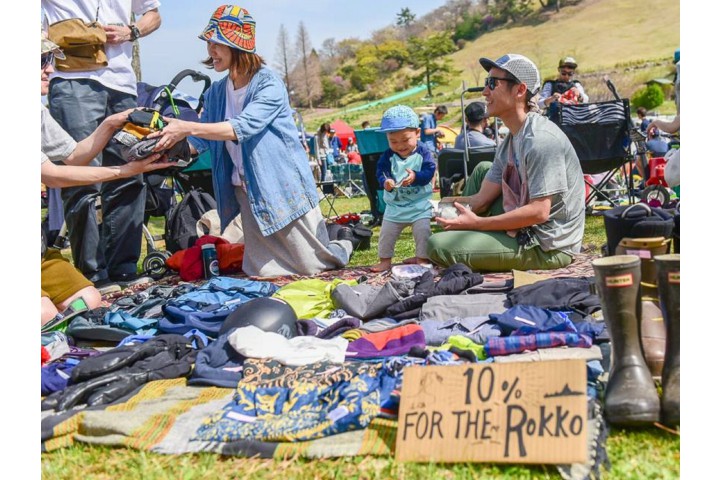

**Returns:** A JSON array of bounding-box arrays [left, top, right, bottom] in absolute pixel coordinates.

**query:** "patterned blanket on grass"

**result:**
[[51, 253, 607, 479], [102, 252, 600, 304], [41, 378, 607, 480]]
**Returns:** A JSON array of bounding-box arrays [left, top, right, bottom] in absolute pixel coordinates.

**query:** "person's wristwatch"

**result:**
[[128, 24, 141, 42]]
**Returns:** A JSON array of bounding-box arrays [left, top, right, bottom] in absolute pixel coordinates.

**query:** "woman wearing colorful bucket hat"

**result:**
[[149, 6, 352, 277]]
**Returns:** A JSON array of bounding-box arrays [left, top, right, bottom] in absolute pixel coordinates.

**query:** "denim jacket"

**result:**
[[188, 67, 318, 235]]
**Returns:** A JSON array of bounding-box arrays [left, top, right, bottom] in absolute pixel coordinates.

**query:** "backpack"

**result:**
[[165, 188, 217, 253], [159, 276, 279, 337]]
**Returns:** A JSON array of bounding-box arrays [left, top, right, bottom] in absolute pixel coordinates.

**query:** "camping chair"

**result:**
[[559, 99, 634, 209], [317, 181, 341, 219], [437, 147, 496, 198], [329, 164, 366, 198]]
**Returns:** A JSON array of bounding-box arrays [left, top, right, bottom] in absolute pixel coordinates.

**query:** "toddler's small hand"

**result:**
[[400, 168, 416, 186], [384, 179, 396, 192]]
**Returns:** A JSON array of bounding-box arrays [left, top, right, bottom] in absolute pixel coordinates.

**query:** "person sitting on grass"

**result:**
[[427, 53, 585, 272], [40, 32, 172, 325], [371, 105, 436, 272]]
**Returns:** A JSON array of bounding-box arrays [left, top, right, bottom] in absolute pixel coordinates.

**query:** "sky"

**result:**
[[138, 0, 443, 98]]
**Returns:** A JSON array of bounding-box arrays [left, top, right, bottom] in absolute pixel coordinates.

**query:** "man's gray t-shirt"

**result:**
[[41, 104, 76, 164], [487, 112, 585, 254]]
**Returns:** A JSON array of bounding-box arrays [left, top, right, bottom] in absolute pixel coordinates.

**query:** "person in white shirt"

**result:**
[[42, 0, 161, 289]]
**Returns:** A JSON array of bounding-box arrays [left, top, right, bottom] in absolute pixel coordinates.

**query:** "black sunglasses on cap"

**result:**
[[41, 52, 55, 69], [484, 76, 518, 91]]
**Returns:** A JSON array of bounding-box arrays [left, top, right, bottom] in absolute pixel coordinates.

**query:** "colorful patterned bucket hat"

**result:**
[[199, 5, 256, 53]]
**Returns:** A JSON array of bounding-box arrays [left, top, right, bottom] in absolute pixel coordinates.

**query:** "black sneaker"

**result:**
[[111, 272, 153, 289], [93, 278, 122, 295]]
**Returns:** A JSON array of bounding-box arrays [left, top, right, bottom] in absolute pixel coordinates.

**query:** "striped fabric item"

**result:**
[[560, 100, 628, 126]]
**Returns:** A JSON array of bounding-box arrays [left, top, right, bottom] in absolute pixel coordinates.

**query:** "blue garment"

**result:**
[[41, 360, 78, 396], [188, 330, 246, 388], [421, 316, 501, 346], [420, 113, 438, 153], [188, 67, 318, 235], [376, 142, 435, 223], [646, 138, 669, 157], [329, 135, 342, 157], [193, 360, 396, 442], [489, 305, 577, 336]]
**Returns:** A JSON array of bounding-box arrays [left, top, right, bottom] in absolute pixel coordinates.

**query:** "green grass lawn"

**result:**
[[42, 194, 679, 479]]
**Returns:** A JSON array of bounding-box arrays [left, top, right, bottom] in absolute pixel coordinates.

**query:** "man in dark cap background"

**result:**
[[454, 101, 495, 150]]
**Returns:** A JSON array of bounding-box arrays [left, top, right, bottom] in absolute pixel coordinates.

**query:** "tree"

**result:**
[[396, 7, 416, 27], [407, 33, 459, 97], [274, 24, 294, 92], [631, 84, 665, 111], [293, 22, 321, 109], [491, 0, 534, 23]]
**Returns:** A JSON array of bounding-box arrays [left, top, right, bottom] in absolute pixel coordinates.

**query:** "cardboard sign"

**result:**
[[395, 360, 587, 464]]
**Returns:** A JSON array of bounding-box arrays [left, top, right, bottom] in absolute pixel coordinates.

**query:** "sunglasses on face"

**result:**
[[484, 76, 518, 91], [41, 52, 55, 69], [560, 70, 575, 77]]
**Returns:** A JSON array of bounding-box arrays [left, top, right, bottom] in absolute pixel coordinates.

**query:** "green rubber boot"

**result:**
[[593, 255, 661, 426], [655, 254, 680, 427]]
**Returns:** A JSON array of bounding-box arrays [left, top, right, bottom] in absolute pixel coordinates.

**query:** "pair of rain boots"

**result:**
[[592, 253, 680, 428]]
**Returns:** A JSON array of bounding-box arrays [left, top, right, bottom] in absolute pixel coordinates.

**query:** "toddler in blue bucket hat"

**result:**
[[371, 105, 437, 272]]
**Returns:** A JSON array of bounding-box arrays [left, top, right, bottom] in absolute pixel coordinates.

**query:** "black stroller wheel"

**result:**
[[143, 251, 171, 280]]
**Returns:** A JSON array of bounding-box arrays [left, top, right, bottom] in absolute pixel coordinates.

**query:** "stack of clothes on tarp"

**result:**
[[41, 262, 609, 480]]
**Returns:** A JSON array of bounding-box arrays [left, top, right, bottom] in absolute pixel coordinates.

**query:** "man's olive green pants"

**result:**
[[427, 162, 572, 272]]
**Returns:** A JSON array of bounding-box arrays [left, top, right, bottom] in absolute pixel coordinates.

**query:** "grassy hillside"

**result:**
[[303, 0, 680, 130]]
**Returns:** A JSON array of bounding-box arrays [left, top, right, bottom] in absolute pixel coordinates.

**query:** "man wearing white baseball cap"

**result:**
[[428, 53, 585, 272]]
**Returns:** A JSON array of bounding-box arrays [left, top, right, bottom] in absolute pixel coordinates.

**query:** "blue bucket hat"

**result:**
[[199, 5, 256, 53], [378, 105, 419, 133]]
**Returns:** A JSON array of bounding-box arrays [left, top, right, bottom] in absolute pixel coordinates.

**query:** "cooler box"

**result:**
[[355, 128, 389, 216]]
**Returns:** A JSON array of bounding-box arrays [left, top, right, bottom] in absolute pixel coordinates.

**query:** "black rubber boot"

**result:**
[[656, 254, 680, 427], [592, 255, 661, 426]]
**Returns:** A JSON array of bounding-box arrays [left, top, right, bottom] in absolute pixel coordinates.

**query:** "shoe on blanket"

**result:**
[[93, 278, 122, 295], [111, 272, 152, 289]]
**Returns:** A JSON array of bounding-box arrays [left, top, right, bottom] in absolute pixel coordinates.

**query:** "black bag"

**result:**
[[164, 188, 216, 253]]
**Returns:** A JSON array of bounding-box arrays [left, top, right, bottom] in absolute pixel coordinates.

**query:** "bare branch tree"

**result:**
[[274, 24, 294, 91], [293, 22, 321, 109]]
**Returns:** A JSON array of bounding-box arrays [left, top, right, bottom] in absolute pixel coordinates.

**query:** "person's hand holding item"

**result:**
[[103, 108, 137, 130], [400, 168, 416, 187], [436, 202, 481, 230], [148, 117, 192, 152], [384, 178, 396, 191], [120, 153, 175, 176], [546, 92, 561, 106]]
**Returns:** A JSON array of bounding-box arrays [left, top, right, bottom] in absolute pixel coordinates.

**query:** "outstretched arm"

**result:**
[[62, 109, 134, 166], [42, 153, 173, 188], [647, 115, 680, 135]]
